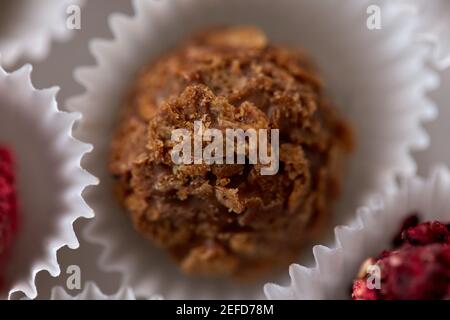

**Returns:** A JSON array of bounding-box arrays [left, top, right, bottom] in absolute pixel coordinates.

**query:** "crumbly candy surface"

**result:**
[[352, 217, 450, 300], [0, 146, 19, 288], [110, 26, 352, 278]]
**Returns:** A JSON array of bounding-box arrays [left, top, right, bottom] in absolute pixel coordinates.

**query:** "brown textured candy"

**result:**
[[110, 26, 353, 278]]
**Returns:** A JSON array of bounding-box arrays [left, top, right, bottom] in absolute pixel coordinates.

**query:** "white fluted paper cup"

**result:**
[[69, 0, 438, 299], [49, 282, 162, 300], [0, 0, 84, 68], [0, 58, 95, 299], [265, 165, 450, 299], [397, 0, 450, 70]]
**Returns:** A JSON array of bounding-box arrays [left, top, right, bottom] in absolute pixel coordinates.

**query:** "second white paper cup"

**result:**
[[0, 58, 95, 300]]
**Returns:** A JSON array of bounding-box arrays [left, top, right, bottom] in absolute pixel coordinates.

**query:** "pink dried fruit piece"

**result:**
[[0, 146, 20, 290], [352, 217, 450, 300]]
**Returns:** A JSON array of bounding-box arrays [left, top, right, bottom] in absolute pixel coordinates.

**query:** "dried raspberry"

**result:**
[[352, 217, 450, 300], [378, 244, 450, 300], [402, 221, 450, 246], [352, 279, 378, 300], [0, 146, 20, 289], [392, 214, 419, 247]]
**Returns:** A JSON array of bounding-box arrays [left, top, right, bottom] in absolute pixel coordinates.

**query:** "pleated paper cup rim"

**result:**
[[397, 0, 450, 70], [69, 0, 438, 299], [0, 57, 96, 299], [265, 165, 450, 300], [0, 0, 84, 68], [49, 282, 163, 300]]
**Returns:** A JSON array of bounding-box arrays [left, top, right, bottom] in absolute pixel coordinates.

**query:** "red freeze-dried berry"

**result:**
[[0, 146, 20, 289], [352, 217, 450, 300], [352, 279, 378, 300], [392, 214, 419, 247], [402, 221, 450, 246]]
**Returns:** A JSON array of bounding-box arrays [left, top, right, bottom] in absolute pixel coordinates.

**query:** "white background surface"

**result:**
[[5, 0, 449, 299]]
